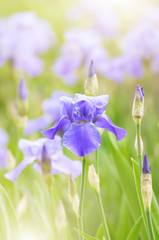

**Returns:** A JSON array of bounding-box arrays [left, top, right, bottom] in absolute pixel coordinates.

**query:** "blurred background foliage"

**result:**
[[0, 0, 159, 239]]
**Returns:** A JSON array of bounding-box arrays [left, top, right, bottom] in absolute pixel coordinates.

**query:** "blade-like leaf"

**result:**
[[74, 228, 99, 240], [0, 184, 22, 240], [96, 224, 104, 240], [127, 216, 142, 240]]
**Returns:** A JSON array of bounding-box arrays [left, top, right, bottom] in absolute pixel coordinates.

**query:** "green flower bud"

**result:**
[[85, 60, 98, 96], [132, 84, 144, 123], [88, 164, 100, 193]]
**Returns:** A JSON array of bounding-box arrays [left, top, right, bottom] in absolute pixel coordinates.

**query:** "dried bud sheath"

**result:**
[[68, 174, 79, 217]]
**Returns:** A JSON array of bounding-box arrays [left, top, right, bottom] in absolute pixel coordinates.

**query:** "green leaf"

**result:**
[[96, 224, 104, 240], [116, 196, 131, 240], [151, 193, 159, 234], [106, 133, 148, 240], [0, 184, 22, 240], [74, 228, 99, 240], [126, 216, 143, 240], [131, 158, 148, 233]]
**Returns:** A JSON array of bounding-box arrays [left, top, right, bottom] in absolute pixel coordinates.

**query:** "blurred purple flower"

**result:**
[[0, 11, 57, 76], [105, 54, 144, 83], [18, 77, 29, 101], [0, 128, 9, 169], [66, 0, 120, 39], [24, 91, 71, 135], [5, 136, 82, 182], [42, 94, 127, 157], [122, 24, 159, 59], [52, 28, 108, 85]]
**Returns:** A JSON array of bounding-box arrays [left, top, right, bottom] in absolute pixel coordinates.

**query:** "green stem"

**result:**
[[95, 150, 111, 240], [136, 121, 142, 173], [145, 211, 155, 240], [96, 192, 111, 240], [79, 156, 86, 240]]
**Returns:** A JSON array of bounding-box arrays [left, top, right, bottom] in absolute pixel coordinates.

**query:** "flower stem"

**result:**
[[136, 121, 142, 173], [96, 192, 111, 240], [95, 150, 111, 240], [79, 156, 86, 240], [145, 210, 155, 240]]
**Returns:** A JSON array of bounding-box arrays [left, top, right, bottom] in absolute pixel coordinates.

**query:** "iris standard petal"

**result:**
[[4, 157, 36, 182], [95, 114, 127, 141], [51, 153, 82, 178], [63, 122, 101, 157], [41, 116, 71, 139]]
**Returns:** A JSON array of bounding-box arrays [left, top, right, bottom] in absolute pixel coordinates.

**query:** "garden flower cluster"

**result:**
[[0, 11, 56, 76]]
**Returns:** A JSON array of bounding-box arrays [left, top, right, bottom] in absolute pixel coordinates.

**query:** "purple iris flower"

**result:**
[[142, 154, 151, 174], [18, 77, 29, 101], [122, 24, 159, 59], [105, 54, 143, 83], [52, 29, 108, 85], [24, 91, 70, 135], [0, 128, 9, 169], [0, 11, 56, 76], [41, 94, 127, 157], [5, 136, 82, 182]]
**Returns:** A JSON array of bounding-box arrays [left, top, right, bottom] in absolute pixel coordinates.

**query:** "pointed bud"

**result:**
[[55, 200, 67, 230], [41, 144, 51, 176], [85, 60, 98, 96], [16, 195, 28, 219], [6, 150, 16, 170], [88, 164, 100, 193], [18, 77, 29, 101], [141, 154, 152, 211], [132, 84, 144, 123], [68, 174, 79, 217]]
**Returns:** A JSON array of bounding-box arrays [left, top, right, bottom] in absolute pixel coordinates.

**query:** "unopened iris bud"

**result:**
[[18, 77, 29, 101], [41, 144, 51, 175], [88, 164, 100, 193], [141, 154, 152, 211], [85, 60, 98, 96], [17, 77, 29, 117], [132, 84, 144, 123], [68, 174, 79, 217]]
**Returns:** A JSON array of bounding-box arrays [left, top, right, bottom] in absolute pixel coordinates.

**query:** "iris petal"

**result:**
[[51, 153, 82, 178], [41, 116, 71, 139], [4, 157, 36, 182], [63, 122, 101, 157], [95, 114, 127, 141]]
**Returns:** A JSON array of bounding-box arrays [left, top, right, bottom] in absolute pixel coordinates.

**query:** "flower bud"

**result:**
[[141, 154, 152, 211], [17, 77, 29, 117], [18, 77, 29, 101], [132, 84, 144, 123], [68, 174, 79, 217], [88, 164, 100, 193], [55, 200, 67, 230], [16, 195, 28, 219], [6, 150, 16, 170], [85, 60, 98, 96], [41, 144, 51, 176]]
